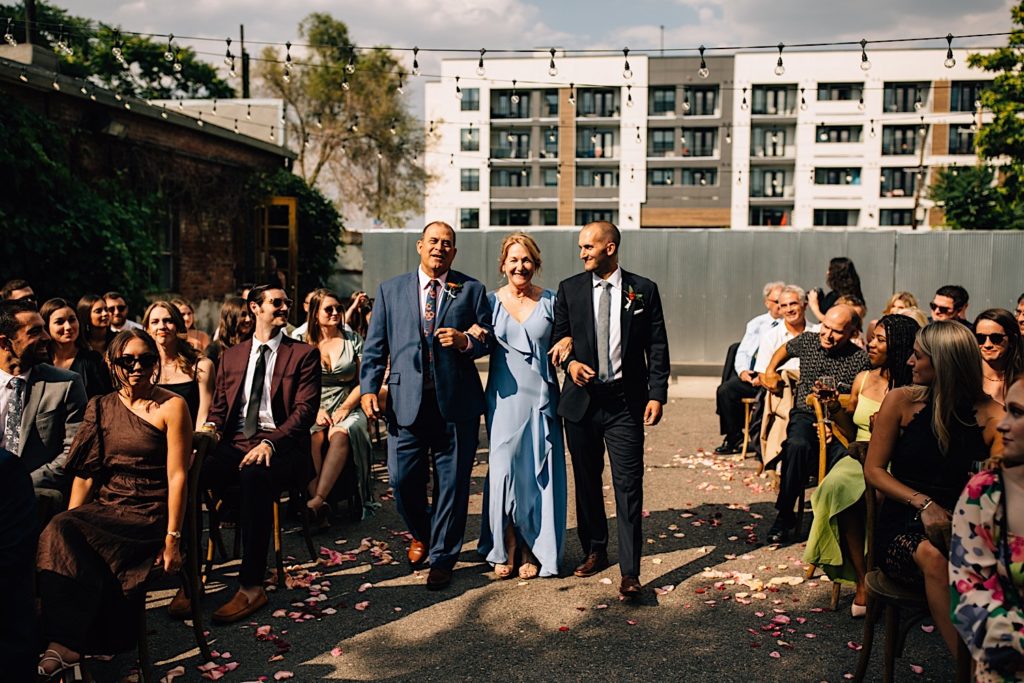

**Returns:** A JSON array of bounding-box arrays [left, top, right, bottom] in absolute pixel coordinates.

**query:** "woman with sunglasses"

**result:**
[[305, 288, 375, 523], [143, 301, 214, 428], [172, 297, 210, 353], [41, 298, 112, 398], [975, 308, 1024, 408], [35, 330, 191, 680], [203, 297, 254, 371], [77, 294, 114, 355]]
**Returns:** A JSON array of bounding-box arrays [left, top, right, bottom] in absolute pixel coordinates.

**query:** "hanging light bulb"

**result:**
[[774, 43, 785, 76], [740, 86, 749, 111], [449, 153, 454, 167], [4, 18, 17, 46], [350, 115, 359, 133], [724, 124, 732, 145], [283, 41, 293, 83], [51, 75, 60, 91], [510, 79, 520, 104], [396, 71, 405, 94], [345, 53, 356, 74], [869, 119, 876, 137], [626, 84, 633, 108], [56, 25, 72, 56], [681, 86, 690, 112], [224, 37, 234, 71], [212, 99, 218, 115], [164, 34, 175, 62], [411, 46, 420, 76], [548, 48, 558, 77], [172, 52, 182, 73], [819, 130, 828, 142], [622, 47, 632, 80], [111, 30, 122, 58], [18, 68, 27, 82], [476, 48, 486, 76], [944, 33, 956, 68], [800, 87, 807, 111], [315, 115, 323, 129], [858, 94, 865, 111], [770, 130, 778, 144], [342, 72, 349, 91], [568, 82, 576, 106], [390, 119, 398, 136], [918, 116, 927, 136], [859, 38, 871, 71], [698, 45, 709, 79], [636, 126, 641, 143], [914, 94, 923, 111], [270, 125, 276, 141], [548, 127, 556, 142], [161, 104, 168, 119], [455, 75, 462, 100], [969, 121, 977, 133], [680, 130, 687, 145], [196, 111, 204, 127]]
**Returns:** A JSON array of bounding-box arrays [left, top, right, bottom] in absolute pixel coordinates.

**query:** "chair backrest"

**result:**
[[760, 370, 800, 469]]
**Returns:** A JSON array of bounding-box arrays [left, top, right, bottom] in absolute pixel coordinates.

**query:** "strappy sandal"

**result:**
[[494, 526, 517, 579], [519, 547, 540, 580], [38, 649, 83, 681]]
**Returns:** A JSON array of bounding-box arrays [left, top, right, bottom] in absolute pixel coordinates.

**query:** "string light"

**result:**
[[454, 75, 462, 99], [4, 17, 17, 46], [161, 104, 168, 119], [859, 38, 871, 71], [212, 98, 217, 114], [349, 114, 359, 133], [774, 43, 785, 76], [396, 71, 405, 94], [390, 119, 398, 136], [246, 103, 252, 120], [510, 79, 520, 104], [568, 82, 575, 106], [51, 75, 60, 91], [724, 123, 732, 145], [740, 86, 749, 111], [164, 34, 175, 62], [55, 24, 72, 56], [342, 72, 349, 91], [944, 33, 956, 68], [283, 41, 293, 82], [697, 45, 709, 79], [681, 86, 690, 112], [636, 126, 641, 143], [111, 30, 128, 69], [476, 48, 486, 76], [411, 46, 420, 76], [196, 110, 204, 127], [315, 115, 323, 129], [345, 54, 356, 74], [626, 84, 633, 108], [548, 48, 558, 77], [225, 38, 236, 77], [800, 87, 807, 111], [869, 118, 876, 137], [18, 68, 28, 82], [914, 93, 923, 111], [918, 116, 927, 136], [622, 48, 632, 80], [269, 125, 275, 140]]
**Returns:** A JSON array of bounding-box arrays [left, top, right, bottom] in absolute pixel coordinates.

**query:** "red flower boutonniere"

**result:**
[[625, 285, 644, 311], [444, 281, 464, 300]]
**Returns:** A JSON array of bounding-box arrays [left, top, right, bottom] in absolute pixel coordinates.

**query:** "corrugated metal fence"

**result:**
[[363, 230, 1024, 371]]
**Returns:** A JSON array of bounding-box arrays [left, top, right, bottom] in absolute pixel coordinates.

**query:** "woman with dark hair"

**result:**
[[35, 329, 191, 679], [77, 294, 113, 355], [344, 290, 372, 339], [203, 296, 254, 370], [143, 301, 214, 428], [804, 314, 921, 616], [865, 321, 1003, 655], [41, 298, 112, 398], [975, 307, 1024, 408], [808, 257, 865, 322], [171, 297, 210, 353]]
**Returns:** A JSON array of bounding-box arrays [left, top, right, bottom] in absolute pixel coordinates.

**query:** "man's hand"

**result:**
[[161, 540, 183, 573], [568, 361, 596, 387], [762, 371, 781, 393], [548, 337, 574, 366], [361, 393, 380, 420], [643, 400, 663, 426], [240, 441, 274, 469], [436, 327, 469, 350]]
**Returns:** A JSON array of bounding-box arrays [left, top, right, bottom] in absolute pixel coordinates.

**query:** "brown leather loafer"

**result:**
[[212, 588, 268, 624], [408, 539, 428, 569], [167, 587, 191, 620], [573, 551, 610, 578], [426, 567, 452, 590], [619, 575, 642, 599]]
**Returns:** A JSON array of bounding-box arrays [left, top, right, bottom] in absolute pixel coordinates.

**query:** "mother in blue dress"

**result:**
[[474, 233, 569, 579]]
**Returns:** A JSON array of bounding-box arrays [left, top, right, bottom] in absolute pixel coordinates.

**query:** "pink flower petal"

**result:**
[[595, 604, 609, 610], [769, 651, 781, 659], [274, 672, 295, 681], [920, 624, 935, 633], [558, 625, 570, 632], [354, 601, 370, 611], [847, 641, 863, 651], [909, 664, 924, 675], [626, 619, 638, 626], [330, 647, 343, 657], [358, 582, 373, 593], [255, 625, 272, 637], [222, 663, 240, 672], [160, 665, 187, 683]]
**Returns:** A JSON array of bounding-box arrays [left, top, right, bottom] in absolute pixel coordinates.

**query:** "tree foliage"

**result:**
[[256, 13, 428, 227], [929, 165, 1024, 229], [0, 1, 233, 99]]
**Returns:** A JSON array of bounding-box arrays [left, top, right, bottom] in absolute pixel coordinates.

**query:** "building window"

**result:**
[[813, 209, 859, 226], [577, 88, 618, 117], [751, 169, 788, 198], [648, 168, 674, 186], [682, 128, 716, 157], [491, 130, 530, 158], [950, 81, 989, 112], [459, 208, 479, 229], [540, 208, 558, 226], [880, 209, 914, 226], [752, 85, 797, 115], [491, 168, 531, 187], [948, 126, 976, 155], [541, 127, 559, 158], [575, 209, 616, 224], [681, 168, 717, 186], [491, 90, 531, 119], [459, 128, 479, 152], [577, 128, 615, 158], [880, 167, 920, 197], [750, 127, 788, 157], [684, 86, 718, 116], [816, 125, 863, 143], [490, 209, 531, 226], [749, 206, 791, 227], [461, 87, 480, 111], [543, 90, 559, 117], [460, 168, 480, 191], [648, 129, 675, 156], [883, 82, 929, 113], [816, 83, 863, 101], [542, 168, 559, 187], [881, 125, 919, 155], [814, 168, 861, 185], [577, 168, 618, 187], [650, 87, 676, 114]]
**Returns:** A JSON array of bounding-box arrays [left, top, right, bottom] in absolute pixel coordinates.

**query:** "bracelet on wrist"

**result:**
[[166, 530, 181, 539]]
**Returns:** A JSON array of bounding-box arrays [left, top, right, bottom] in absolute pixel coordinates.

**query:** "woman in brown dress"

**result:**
[[35, 329, 191, 679]]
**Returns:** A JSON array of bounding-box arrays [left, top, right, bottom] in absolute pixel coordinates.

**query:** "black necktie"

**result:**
[[243, 345, 268, 438]]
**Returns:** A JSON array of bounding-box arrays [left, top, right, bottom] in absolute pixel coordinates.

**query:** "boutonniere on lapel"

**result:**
[[444, 281, 463, 300], [624, 285, 644, 311]]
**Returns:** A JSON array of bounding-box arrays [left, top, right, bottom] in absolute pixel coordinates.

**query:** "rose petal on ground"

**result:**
[[273, 672, 294, 681], [558, 626, 570, 632], [805, 633, 817, 638], [920, 624, 935, 633], [269, 654, 285, 662], [909, 664, 924, 675], [599, 578, 613, 585], [769, 651, 781, 659], [626, 619, 638, 626], [354, 601, 370, 611], [595, 604, 609, 609], [358, 582, 373, 593], [330, 647, 343, 657], [847, 641, 863, 651], [222, 663, 240, 672], [161, 665, 186, 683]]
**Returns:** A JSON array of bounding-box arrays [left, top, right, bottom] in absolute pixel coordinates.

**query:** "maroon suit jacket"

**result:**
[[207, 334, 321, 455]]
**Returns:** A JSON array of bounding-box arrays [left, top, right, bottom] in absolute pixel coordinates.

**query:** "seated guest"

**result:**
[[974, 308, 1024, 408], [204, 297, 254, 370], [803, 314, 920, 616], [930, 284, 973, 330], [288, 290, 316, 342], [808, 257, 864, 323], [143, 302, 214, 428], [0, 447, 40, 682], [1015, 293, 1024, 335], [35, 330, 191, 679], [172, 297, 210, 352], [714, 281, 784, 454], [1, 279, 36, 306], [762, 304, 871, 543], [0, 301, 87, 512], [753, 285, 818, 377], [103, 291, 142, 333], [304, 289, 375, 522], [170, 285, 320, 623], [901, 306, 929, 329], [77, 294, 114, 355], [865, 321, 1002, 656], [41, 298, 112, 399], [345, 290, 372, 339], [835, 295, 868, 349], [951, 377, 1024, 680], [867, 291, 918, 341]]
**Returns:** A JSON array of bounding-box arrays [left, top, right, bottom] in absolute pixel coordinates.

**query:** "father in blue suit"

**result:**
[[360, 221, 495, 590]]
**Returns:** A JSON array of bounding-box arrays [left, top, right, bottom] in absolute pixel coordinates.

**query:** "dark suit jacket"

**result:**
[[17, 364, 88, 489], [552, 269, 670, 423], [360, 269, 495, 427], [207, 334, 321, 456]]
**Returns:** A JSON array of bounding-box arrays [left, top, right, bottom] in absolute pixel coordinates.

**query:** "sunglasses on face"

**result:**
[[267, 298, 292, 308], [106, 305, 127, 313], [112, 353, 159, 370], [929, 302, 954, 315], [976, 332, 1007, 345], [322, 305, 343, 314]]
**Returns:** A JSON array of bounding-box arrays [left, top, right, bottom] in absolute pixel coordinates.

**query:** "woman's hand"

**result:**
[[316, 409, 333, 427], [808, 289, 820, 308], [921, 503, 952, 553], [332, 407, 351, 424], [548, 337, 574, 366], [465, 324, 488, 342], [161, 539, 183, 573]]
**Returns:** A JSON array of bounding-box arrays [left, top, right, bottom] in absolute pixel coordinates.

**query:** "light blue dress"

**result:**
[[478, 289, 567, 577]]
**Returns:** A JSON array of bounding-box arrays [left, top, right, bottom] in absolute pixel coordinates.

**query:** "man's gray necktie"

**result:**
[[5, 376, 25, 452], [597, 281, 612, 381]]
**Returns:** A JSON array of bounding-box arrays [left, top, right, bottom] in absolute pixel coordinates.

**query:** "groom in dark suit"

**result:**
[[361, 221, 495, 590], [553, 221, 670, 598]]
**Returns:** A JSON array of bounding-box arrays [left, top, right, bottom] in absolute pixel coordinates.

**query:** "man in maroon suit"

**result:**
[[170, 285, 320, 623]]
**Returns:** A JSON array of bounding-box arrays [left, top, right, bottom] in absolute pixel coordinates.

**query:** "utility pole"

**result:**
[[660, 25, 665, 56], [241, 24, 250, 98], [24, 0, 35, 43]]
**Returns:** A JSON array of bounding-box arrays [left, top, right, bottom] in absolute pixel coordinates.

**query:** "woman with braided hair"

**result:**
[[803, 314, 922, 617]]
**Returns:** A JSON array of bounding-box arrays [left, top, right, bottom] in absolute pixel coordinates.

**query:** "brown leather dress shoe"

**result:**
[[212, 588, 268, 624], [426, 567, 452, 590], [167, 587, 191, 620], [619, 575, 642, 599], [408, 539, 428, 569], [573, 551, 610, 578]]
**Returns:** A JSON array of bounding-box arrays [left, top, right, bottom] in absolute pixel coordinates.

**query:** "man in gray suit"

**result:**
[[0, 301, 87, 516]]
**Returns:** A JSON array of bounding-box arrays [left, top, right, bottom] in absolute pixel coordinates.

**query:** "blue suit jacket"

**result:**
[[360, 269, 495, 427]]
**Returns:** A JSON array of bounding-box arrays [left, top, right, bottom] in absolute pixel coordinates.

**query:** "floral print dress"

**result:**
[[951, 468, 1024, 682]]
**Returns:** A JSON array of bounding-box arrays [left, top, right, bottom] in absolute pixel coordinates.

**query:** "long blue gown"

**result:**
[[477, 289, 567, 577]]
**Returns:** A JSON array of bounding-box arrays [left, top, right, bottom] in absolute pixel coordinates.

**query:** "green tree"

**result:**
[[929, 165, 1024, 229], [1, 1, 233, 98], [256, 13, 427, 227]]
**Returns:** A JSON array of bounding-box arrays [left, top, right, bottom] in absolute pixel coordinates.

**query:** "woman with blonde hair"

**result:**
[[143, 301, 214, 428], [865, 321, 1003, 655], [867, 291, 919, 341]]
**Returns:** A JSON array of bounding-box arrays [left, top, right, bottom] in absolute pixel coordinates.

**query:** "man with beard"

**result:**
[[104, 291, 143, 332]]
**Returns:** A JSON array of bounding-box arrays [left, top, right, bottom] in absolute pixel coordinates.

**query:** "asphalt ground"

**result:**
[[94, 395, 952, 682]]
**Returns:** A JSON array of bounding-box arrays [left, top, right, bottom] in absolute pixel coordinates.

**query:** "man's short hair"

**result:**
[[102, 290, 126, 302], [763, 281, 785, 298], [586, 220, 621, 247], [780, 284, 806, 303], [422, 221, 456, 246], [0, 300, 36, 337], [936, 285, 969, 310], [247, 284, 275, 306], [1, 279, 31, 301]]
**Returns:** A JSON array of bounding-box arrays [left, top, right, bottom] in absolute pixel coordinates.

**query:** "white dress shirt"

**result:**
[[0, 366, 30, 450], [734, 312, 777, 375], [237, 332, 283, 432], [111, 319, 143, 332], [592, 267, 623, 381], [417, 267, 450, 320], [754, 321, 820, 374]]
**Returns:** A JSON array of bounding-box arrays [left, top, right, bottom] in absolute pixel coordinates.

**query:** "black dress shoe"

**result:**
[[713, 438, 742, 455], [426, 567, 452, 590], [573, 551, 610, 577], [766, 523, 793, 545], [619, 575, 642, 599]]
